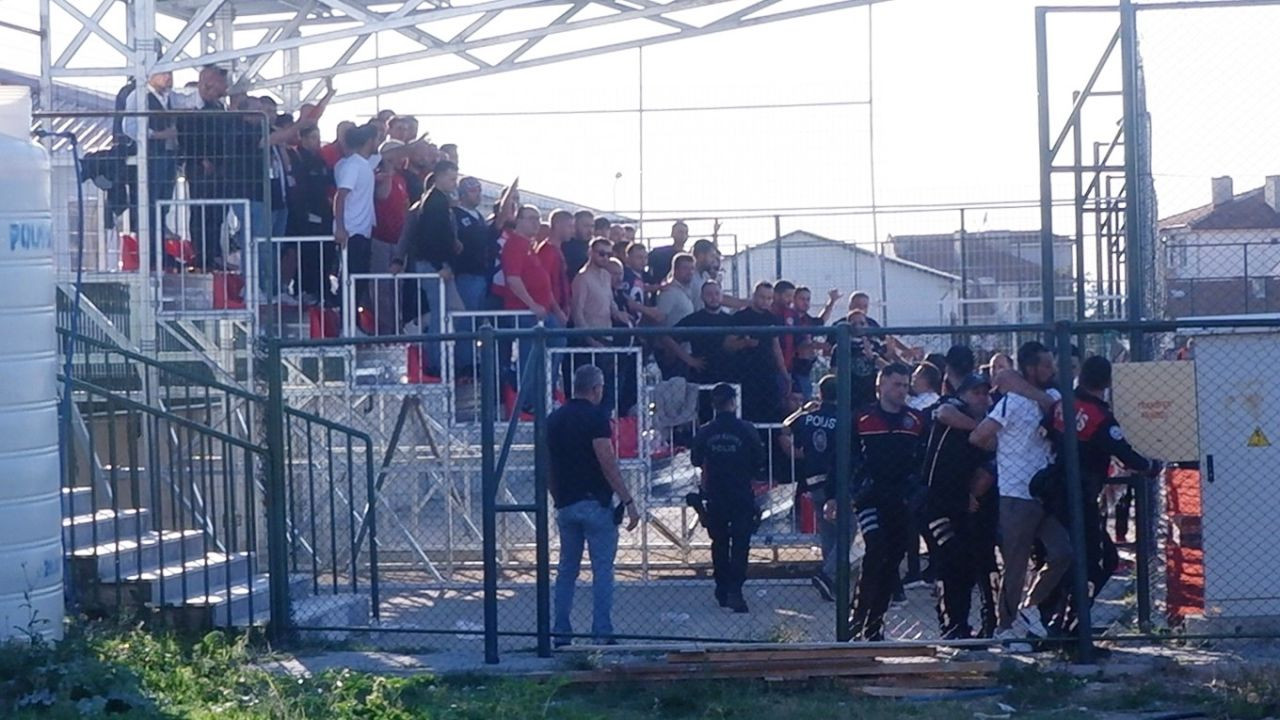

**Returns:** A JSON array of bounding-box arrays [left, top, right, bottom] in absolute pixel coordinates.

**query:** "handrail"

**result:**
[[63, 376, 268, 454], [59, 327, 260, 401]]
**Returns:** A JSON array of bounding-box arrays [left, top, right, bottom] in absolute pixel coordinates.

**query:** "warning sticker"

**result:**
[[1247, 427, 1271, 448]]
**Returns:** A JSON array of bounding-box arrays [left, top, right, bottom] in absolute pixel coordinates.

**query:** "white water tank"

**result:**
[[0, 86, 62, 641]]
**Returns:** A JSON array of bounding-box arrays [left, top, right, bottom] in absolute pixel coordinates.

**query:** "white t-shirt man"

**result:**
[[987, 389, 1061, 500], [657, 281, 696, 327], [334, 153, 381, 238]]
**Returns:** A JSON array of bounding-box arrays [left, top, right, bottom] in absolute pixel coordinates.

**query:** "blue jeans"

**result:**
[[453, 273, 490, 373], [553, 500, 619, 642]]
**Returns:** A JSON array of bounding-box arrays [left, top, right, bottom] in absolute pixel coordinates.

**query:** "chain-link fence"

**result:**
[[246, 313, 1271, 662]]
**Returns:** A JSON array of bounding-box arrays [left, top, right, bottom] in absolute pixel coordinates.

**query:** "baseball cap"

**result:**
[[458, 176, 482, 193], [956, 373, 992, 394], [710, 383, 737, 404]]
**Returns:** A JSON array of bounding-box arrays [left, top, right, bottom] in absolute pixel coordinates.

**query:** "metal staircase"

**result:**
[[59, 328, 374, 635]]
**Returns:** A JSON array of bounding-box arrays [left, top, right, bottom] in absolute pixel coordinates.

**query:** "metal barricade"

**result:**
[[154, 198, 257, 318], [448, 310, 536, 424], [343, 272, 447, 389], [255, 235, 347, 340]]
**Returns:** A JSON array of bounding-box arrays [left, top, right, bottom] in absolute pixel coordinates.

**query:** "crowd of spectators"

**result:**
[[108, 66, 1180, 648]]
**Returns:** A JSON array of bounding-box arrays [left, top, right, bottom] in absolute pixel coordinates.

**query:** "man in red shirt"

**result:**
[[320, 121, 354, 169], [502, 205, 567, 401], [372, 161, 409, 247], [538, 210, 573, 318], [502, 206, 560, 320]]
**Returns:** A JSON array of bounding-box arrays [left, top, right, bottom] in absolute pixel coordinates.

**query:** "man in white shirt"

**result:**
[[333, 123, 421, 308], [970, 341, 1069, 647], [120, 71, 179, 250]]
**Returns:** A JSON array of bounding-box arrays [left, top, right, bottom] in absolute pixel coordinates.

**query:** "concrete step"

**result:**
[[62, 508, 150, 551], [70, 528, 208, 579], [150, 571, 373, 632], [178, 574, 272, 629], [61, 486, 96, 517], [130, 551, 255, 606]]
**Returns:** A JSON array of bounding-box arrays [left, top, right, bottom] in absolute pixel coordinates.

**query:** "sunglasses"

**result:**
[[595, 251, 611, 258]]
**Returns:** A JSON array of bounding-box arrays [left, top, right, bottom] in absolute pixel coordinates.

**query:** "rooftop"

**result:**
[[1159, 186, 1280, 231], [736, 230, 961, 281], [889, 229, 1073, 283]]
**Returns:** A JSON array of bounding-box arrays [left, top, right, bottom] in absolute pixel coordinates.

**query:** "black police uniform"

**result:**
[[1041, 389, 1156, 635], [691, 411, 767, 605], [848, 403, 926, 641], [921, 396, 995, 639], [785, 401, 840, 577]]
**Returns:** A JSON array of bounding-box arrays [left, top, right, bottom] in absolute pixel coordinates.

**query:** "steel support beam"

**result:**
[[256, 0, 883, 100]]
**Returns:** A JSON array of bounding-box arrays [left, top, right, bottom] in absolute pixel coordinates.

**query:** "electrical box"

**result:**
[[1193, 326, 1280, 619]]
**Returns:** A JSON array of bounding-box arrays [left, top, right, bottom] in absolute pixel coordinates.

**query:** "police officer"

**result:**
[[782, 375, 840, 601], [691, 383, 767, 613], [1043, 356, 1161, 637], [838, 363, 927, 641], [921, 374, 995, 639]]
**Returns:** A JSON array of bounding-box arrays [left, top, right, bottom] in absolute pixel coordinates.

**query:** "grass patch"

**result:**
[[7, 622, 1278, 719]]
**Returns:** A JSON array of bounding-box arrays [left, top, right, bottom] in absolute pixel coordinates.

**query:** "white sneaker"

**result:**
[[994, 628, 1033, 653], [1019, 609, 1049, 639]]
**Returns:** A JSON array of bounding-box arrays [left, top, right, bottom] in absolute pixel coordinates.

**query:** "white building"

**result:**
[[1158, 176, 1280, 318], [723, 230, 961, 329]]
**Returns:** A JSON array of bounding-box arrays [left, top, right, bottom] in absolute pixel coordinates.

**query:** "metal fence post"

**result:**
[[531, 325, 552, 658], [263, 337, 293, 644], [1134, 475, 1153, 633], [1055, 321, 1093, 662], [834, 323, 854, 642], [479, 324, 500, 664]]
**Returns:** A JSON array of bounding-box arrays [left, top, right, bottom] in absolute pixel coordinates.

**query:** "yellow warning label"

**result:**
[[1247, 427, 1271, 448]]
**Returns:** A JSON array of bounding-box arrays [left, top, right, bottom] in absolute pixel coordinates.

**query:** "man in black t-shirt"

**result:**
[[830, 309, 886, 407], [547, 365, 640, 647], [564, 210, 593, 279], [647, 220, 689, 283], [921, 374, 995, 639], [665, 281, 734, 383], [728, 282, 788, 422], [691, 384, 766, 613]]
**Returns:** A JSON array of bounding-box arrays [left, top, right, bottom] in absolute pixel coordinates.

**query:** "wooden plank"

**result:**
[[853, 685, 997, 699], [559, 639, 989, 654], [870, 674, 999, 689], [545, 659, 1002, 684], [666, 646, 936, 664]]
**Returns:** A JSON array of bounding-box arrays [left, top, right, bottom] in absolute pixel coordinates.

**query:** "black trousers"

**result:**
[[924, 512, 985, 639], [850, 500, 909, 641], [705, 493, 755, 597], [190, 201, 225, 270]]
